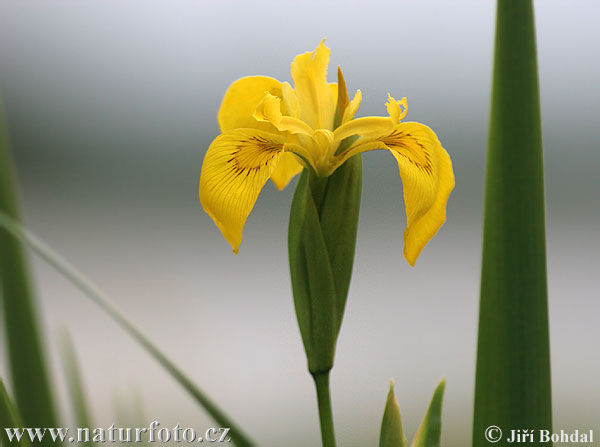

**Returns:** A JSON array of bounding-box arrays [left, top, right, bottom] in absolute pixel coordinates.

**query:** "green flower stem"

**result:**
[[0, 211, 255, 447], [0, 100, 59, 431], [474, 1, 551, 445], [312, 372, 336, 447]]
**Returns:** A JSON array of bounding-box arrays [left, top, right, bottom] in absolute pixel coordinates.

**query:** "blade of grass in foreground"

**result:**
[[0, 100, 59, 430], [0, 212, 255, 447], [58, 329, 93, 430], [0, 378, 31, 447], [474, 1, 552, 446]]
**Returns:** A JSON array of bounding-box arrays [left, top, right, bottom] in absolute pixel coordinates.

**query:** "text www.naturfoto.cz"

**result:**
[[4, 422, 231, 444]]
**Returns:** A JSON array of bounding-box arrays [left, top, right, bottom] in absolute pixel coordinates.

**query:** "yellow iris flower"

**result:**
[[199, 41, 454, 265]]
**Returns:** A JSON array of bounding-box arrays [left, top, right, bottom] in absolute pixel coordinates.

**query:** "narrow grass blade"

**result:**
[[474, 1, 552, 446], [58, 329, 92, 430], [113, 385, 146, 433], [0, 212, 255, 447], [0, 100, 59, 430], [411, 379, 444, 447], [0, 378, 30, 447]]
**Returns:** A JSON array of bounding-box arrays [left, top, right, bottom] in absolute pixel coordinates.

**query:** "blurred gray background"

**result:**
[[0, 1, 598, 446]]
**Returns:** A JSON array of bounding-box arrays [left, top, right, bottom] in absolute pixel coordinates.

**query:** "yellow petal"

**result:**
[[329, 82, 338, 113], [199, 129, 287, 253], [338, 123, 454, 265], [217, 76, 282, 132], [270, 152, 303, 190], [253, 92, 314, 136], [386, 95, 407, 123], [291, 41, 336, 130], [342, 90, 362, 124], [333, 116, 394, 142], [282, 82, 301, 118], [333, 94, 406, 142]]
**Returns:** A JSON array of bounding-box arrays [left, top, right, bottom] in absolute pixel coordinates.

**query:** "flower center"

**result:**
[[309, 129, 336, 176]]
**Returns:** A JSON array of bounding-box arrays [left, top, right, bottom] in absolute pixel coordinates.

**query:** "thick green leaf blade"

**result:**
[[0, 378, 30, 447], [474, 2, 552, 445], [379, 381, 406, 447], [288, 170, 338, 374], [411, 379, 445, 447], [0, 98, 59, 430], [58, 329, 92, 430], [0, 212, 255, 447]]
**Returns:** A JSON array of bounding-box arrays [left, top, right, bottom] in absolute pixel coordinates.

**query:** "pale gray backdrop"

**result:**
[[0, 1, 598, 446]]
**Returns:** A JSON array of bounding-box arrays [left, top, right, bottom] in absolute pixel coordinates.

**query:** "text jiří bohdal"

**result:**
[[507, 429, 593, 443]]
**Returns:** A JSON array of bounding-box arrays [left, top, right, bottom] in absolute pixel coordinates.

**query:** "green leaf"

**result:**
[[474, 1, 552, 445], [411, 379, 445, 447], [58, 329, 92, 430], [0, 212, 255, 447], [0, 378, 30, 447], [0, 97, 60, 431], [316, 154, 361, 331], [379, 381, 406, 447], [288, 170, 338, 374]]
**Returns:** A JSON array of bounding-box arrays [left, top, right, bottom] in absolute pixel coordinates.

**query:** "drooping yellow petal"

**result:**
[[291, 41, 336, 130], [337, 122, 454, 265], [270, 152, 303, 190], [217, 76, 282, 132], [199, 129, 287, 253]]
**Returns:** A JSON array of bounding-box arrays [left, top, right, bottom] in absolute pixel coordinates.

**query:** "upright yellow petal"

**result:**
[[199, 129, 287, 253], [329, 82, 338, 113], [337, 123, 454, 265], [342, 90, 362, 124], [386, 95, 407, 123], [291, 41, 336, 130], [281, 82, 301, 118], [253, 92, 314, 136], [217, 76, 282, 132]]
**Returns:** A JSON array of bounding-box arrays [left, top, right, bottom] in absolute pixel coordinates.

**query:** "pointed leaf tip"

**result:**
[[379, 380, 405, 447], [411, 379, 445, 447]]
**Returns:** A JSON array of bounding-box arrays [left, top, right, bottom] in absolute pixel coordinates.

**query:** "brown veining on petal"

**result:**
[[381, 130, 434, 175], [227, 135, 283, 173]]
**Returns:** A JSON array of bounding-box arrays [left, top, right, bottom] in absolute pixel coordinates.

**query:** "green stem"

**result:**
[[312, 372, 336, 447], [0, 211, 255, 447]]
